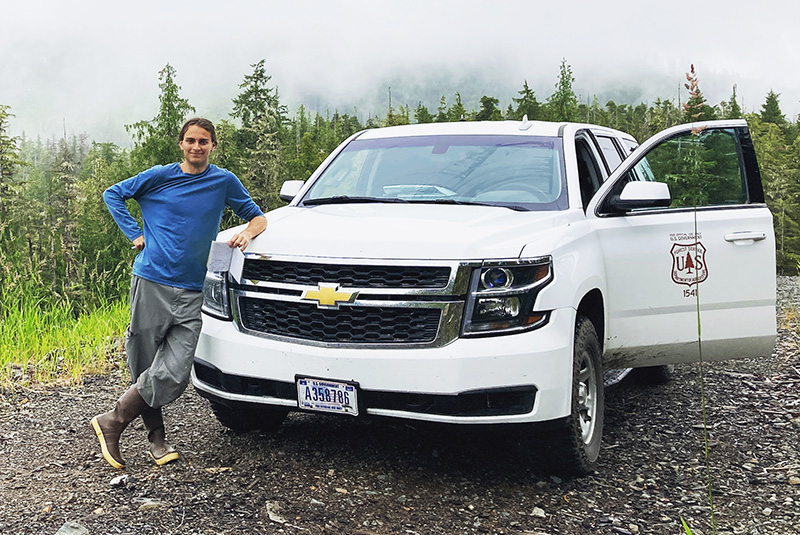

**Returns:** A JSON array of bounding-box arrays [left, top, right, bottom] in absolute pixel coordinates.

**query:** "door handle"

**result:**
[[724, 231, 767, 244]]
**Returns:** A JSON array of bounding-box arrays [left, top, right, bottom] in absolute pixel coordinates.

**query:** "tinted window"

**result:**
[[616, 128, 747, 209], [595, 136, 624, 172], [621, 138, 638, 156]]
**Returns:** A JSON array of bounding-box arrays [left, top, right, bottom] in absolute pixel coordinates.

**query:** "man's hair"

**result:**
[[179, 117, 217, 144]]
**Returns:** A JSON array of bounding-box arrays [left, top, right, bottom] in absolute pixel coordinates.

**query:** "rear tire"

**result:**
[[546, 315, 604, 476], [208, 400, 288, 432]]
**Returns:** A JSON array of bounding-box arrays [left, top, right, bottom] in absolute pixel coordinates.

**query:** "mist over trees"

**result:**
[[2, 60, 800, 319]]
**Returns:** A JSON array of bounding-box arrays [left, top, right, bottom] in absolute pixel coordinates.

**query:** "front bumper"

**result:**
[[192, 307, 575, 425]]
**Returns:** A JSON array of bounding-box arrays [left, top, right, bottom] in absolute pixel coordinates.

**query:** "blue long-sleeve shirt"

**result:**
[[104, 163, 264, 291]]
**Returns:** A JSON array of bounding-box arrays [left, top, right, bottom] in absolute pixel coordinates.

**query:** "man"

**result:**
[[92, 117, 267, 469]]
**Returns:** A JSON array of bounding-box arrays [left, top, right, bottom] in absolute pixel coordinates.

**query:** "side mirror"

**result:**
[[606, 181, 671, 213], [279, 180, 305, 202]]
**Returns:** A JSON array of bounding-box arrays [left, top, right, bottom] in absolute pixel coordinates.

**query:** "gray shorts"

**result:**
[[126, 275, 203, 408]]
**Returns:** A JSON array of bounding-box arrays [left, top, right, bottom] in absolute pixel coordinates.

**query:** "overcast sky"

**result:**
[[2, 0, 798, 144]]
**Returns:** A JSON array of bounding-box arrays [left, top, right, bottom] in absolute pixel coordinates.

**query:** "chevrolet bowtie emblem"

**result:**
[[301, 283, 358, 309]]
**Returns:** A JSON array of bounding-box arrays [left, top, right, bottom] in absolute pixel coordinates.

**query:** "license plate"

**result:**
[[297, 378, 358, 416]]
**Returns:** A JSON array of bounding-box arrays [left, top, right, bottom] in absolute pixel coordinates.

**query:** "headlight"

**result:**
[[202, 271, 231, 320], [462, 257, 552, 335]]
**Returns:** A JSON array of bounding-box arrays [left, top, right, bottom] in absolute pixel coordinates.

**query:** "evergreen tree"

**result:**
[[435, 96, 448, 123], [546, 59, 579, 122], [722, 85, 743, 119], [230, 60, 287, 215], [126, 64, 195, 168], [760, 90, 786, 125], [74, 143, 133, 303], [760, 90, 797, 144], [0, 106, 27, 313], [747, 113, 800, 272], [290, 131, 325, 180], [326, 109, 362, 151], [414, 102, 434, 124], [240, 114, 283, 213], [447, 93, 467, 121], [511, 80, 541, 120], [231, 59, 287, 150], [210, 119, 243, 177], [25, 134, 88, 290], [627, 103, 649, 142], [0, 105, 23, 222], [647, 98, 681, 138], [605, 100, 622, 130], [384, 105, 411, 127], [51, 137, 81, 287], [476, 95, 501, 122], [364, 115, 382, 129], [585, 96, 607, 126]]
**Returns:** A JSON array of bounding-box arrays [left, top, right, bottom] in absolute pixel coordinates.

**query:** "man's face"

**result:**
[[179, 124, 215, 168]]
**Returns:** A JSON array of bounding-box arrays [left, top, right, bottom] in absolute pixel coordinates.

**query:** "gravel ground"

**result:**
[[1, 279, 799, 535]]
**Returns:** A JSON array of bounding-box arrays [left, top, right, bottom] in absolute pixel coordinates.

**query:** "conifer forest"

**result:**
[[0, 59, 798, 371]]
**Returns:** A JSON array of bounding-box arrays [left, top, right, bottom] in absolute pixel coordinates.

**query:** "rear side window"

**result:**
[[595, 136, 624, 172], [621, 138, 638, 156]]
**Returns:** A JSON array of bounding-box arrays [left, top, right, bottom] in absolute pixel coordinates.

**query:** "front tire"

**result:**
[[547, 315, 605, 476]]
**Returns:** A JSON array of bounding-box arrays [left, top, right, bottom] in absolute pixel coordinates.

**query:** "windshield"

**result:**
[[301, 135, 568, 211]]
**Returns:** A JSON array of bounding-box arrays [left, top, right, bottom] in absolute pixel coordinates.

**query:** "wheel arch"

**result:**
[[576, 289, 604, 350]]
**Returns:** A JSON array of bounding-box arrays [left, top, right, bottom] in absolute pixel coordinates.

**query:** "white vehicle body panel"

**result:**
[[595, 206, 775, 367]]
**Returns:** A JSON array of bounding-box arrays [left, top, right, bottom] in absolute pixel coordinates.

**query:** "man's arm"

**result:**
[[228, 215, 267, 250], [103, 185, 144, 245]]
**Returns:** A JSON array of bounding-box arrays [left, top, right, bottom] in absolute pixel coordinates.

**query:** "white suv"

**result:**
[[194, 119, 776, 474]]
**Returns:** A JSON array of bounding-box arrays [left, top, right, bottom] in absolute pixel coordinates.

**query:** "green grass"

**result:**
[[0, 295, 129, 387]]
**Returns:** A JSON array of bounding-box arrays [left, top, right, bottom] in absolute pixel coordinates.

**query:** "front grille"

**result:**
[[239, 297, 441, 344], [242, 259, 451, 288]]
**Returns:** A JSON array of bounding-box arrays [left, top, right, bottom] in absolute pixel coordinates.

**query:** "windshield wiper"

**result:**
[[405, 199, 529, 211], [302, 196, 410, 206]]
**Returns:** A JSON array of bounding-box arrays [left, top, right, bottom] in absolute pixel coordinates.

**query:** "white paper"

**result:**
[[207, 241, 232, 272], [207, 241, 245, 283], [229, 245, 244, 283]]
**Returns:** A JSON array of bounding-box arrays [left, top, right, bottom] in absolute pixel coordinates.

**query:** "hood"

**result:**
[[229, 204, 579, 261]]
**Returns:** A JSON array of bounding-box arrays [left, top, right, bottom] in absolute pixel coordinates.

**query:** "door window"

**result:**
[[609, 128, 748, 209]]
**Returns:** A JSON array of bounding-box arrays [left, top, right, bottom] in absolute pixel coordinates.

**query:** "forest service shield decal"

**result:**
[[671, 242, 708, 286]]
